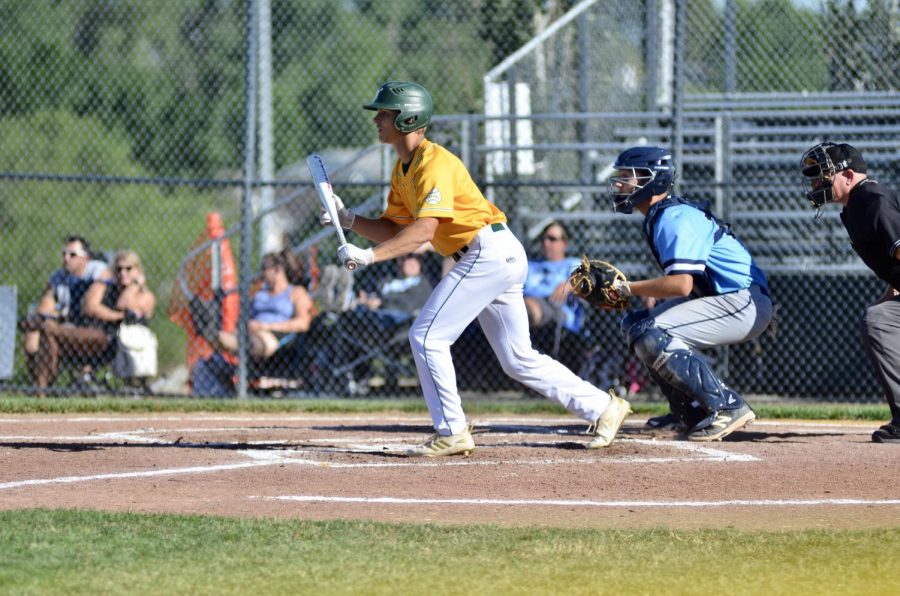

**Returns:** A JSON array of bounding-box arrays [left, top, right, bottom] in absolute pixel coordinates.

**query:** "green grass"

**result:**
[[0, 394, 892, 421], [0, 510, 896, 595]]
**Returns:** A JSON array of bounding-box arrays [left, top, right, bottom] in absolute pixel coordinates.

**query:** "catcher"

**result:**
[[570, 147, 773, 441]]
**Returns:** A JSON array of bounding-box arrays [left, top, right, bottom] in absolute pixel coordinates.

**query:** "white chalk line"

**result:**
[[0, 437, 755, 491], [253, 495, 900, 508], [0, 425, 758, 463], [0, 459, 287, 490]]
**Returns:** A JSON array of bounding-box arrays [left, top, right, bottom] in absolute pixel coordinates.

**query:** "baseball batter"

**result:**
[[323, 81, 630, 456], [606, 147, 773, 441]]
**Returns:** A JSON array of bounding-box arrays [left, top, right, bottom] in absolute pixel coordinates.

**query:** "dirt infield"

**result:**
[[1, 412, 897, 530]]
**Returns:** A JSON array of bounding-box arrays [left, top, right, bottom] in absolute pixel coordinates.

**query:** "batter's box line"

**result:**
[[0, 443, 752, 492], [250, 495, 900, 508], [238, 437, 758, 465]]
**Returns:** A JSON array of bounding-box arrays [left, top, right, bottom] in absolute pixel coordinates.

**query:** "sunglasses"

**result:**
[[62, 250, 88, 258], [116, 265, 134, 273], [542, 235, 565, 242]]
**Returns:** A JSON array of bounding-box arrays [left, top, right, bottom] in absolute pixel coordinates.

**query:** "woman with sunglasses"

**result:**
[[212, 252, 314, 361], [83, 250, 156, 332]]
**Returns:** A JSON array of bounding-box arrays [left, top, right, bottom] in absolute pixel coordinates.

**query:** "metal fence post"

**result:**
[[237, 0, 260, 400], [671, 0, 686, 187], [645, 0, 659, 111]]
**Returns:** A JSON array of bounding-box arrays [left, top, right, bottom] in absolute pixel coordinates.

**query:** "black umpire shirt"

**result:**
[[839, 179, 900, 289]]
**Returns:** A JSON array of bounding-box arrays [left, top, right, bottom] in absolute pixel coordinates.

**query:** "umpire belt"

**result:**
[[451, 222, 506, 261]]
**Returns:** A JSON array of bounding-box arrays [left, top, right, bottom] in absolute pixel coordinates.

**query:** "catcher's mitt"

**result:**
[[568, 255, 631, 310]]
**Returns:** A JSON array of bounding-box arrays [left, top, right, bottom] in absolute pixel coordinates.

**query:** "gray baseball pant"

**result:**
[[860, 296, 900, 423]]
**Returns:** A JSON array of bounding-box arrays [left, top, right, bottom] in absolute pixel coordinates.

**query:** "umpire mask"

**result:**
[[800, 143, 838, 211]]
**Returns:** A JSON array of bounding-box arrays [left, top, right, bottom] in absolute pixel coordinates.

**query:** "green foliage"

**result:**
[[735, 0, 828, 92], [0, 109, 239, 372], [0, 0, 521, 178], [0, 510, 897, 594], [826, 0, 900, 90], [685, 0, 830, 93], [685, 0, 899, 93]]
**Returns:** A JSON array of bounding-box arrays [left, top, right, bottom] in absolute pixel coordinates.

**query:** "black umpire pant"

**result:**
[[860, 295, 900, 423]]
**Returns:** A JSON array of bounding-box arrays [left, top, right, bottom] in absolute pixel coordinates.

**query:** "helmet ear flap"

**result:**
[[395, 113, 422, 133], [649, 170, 675, 196], [364, 81, 433, 133]]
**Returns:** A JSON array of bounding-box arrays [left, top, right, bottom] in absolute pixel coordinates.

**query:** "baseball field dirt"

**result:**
[[2, 412, 897, 530]]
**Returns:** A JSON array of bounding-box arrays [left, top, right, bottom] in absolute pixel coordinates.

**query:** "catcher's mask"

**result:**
[[363, 81, 433, 133], [800, 142, 867, 214], [608, 146, 675, 214]]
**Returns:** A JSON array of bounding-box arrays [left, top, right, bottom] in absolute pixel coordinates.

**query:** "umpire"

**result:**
[[801, 142, 900, 443]]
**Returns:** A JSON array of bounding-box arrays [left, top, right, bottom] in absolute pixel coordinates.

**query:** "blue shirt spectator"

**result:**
[[523, 222, 584, 333]]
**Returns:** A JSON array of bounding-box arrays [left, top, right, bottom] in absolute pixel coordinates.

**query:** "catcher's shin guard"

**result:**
[[631, 326, 744, 416], [647, 369, 708, 429]]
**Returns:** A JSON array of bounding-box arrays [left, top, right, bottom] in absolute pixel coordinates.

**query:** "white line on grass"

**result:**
[[254, 495, 900, 508]]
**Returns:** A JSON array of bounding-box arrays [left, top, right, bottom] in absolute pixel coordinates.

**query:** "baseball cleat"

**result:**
[[406, 429, 475, 457], [871, 422, 900, 443], [588, 392, 632, 448], [687, 404, 756, 442], [644, 412, 688, 432]]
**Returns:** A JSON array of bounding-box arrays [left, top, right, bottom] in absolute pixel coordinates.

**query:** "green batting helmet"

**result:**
[[363, 81, 433, 133]]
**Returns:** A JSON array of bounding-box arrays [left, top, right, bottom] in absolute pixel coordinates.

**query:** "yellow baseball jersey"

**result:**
[[381, 139, 507, 256]]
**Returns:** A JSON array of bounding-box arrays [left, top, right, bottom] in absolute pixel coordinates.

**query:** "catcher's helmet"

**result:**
[[800, 142, 867, 211], [363, 81, 433, 133], [608, 146, 675, 214]]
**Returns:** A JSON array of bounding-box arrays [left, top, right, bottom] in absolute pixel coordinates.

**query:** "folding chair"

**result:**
[[305, 309, 418, 396]]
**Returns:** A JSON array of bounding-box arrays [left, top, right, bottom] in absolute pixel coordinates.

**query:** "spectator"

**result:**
[[316, 253, 433, 391], [82, 250, 158, 383], [213, 252, 314, 361], [356, 252, 433, 328], [523, 221, 583, 334], [83, 250, 156, 330], [20, 235, 112, 391]]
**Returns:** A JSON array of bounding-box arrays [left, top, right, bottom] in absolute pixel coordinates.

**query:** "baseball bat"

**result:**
[[306, 154, 356, 271]]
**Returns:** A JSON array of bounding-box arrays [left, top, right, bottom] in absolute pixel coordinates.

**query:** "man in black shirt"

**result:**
[[801, 142, 900, 443]]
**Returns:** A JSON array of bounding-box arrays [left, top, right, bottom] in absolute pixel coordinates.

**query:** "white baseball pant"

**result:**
[[408, 224, 612, 436]]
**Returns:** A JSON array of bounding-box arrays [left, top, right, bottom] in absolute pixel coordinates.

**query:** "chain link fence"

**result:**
[[1, 0, 897, 400]]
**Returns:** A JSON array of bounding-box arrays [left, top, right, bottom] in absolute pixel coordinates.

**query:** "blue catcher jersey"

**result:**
[[644, 196, 768, 297]]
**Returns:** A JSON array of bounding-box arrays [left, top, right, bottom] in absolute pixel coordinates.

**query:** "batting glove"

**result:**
[[319, 194, 355, 229], [338, 243, 374, 269]]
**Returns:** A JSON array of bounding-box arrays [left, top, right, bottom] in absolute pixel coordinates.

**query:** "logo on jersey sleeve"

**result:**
[[424, 188, 442, 205]]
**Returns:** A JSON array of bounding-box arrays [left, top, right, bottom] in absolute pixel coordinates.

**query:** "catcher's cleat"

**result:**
[[871, 422, 900, 443], [645, 413, 688, 432], [687, 404, 756, 442], [588, 392, 632, 448], [406, 429, 475, 457]]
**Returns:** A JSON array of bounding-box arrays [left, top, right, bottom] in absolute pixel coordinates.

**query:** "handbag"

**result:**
[[114, 323, 158, 378]]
